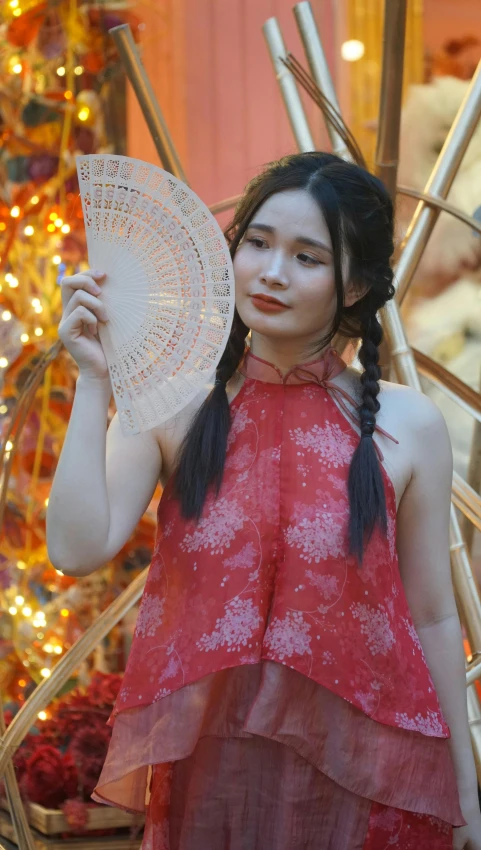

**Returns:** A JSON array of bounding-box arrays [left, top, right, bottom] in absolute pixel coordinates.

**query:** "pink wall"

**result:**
[[127, 0, 336, 213], [423, 0, 481, 53]]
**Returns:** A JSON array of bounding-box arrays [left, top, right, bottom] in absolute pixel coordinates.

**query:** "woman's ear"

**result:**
[[345, 279, 369, 308]]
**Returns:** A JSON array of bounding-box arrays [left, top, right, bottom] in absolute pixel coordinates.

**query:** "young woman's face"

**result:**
[[233, 189, 346, 347]]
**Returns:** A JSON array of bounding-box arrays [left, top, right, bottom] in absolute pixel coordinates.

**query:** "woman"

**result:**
[[47, 152, 481, 849]]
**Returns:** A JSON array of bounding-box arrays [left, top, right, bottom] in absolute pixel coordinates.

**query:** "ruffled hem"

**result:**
[[93, 661, 464, 826]]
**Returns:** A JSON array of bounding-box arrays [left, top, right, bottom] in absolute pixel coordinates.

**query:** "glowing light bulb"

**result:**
[[77, 107, 90, 122], [49, 212, 57, 221], [60, 609, 69, 617], [44, 643, 53, 653], [31, 297, 40, 307], [34, 304, 43, 314], [56, 66, 66, 77], [13, 9, 21, 17], [37, 711, 47, 721], [30, 195, 39, 205], [60, 224, 70, 234], [22, 606, 32, 617], [10, 206, 20, 218], [8, 276, 18, 288], [10, 0, 19, 8], [64, 90, 73, 101], [47, 223, 56, 233], [12, 63, 22, 75], [1, 311, 12, 321], [16, 561, 26, 570], [0, 405, 7, 414], [20, 333, 29, 343], [24, 225, 34, 236], [8, 607, 17, 616], [341, 40, 365, 62], [53, 646, 62, 655], [44, 497, 49, 506], [34, 327, 43, 337], [74, 65, 84, 75], [52, 255, 61, 265], [40, 668, 51, 678], [14, 596, 24, 605], [6, 441, 13, 451], [0, 358, 8, 368], [54, 218, 63, 227]]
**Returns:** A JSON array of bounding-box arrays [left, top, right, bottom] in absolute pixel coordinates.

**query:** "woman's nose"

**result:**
[[260, 253, 289, 288]]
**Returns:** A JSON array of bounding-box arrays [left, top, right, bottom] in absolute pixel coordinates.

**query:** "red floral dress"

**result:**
[[94, 348, 464, 849]]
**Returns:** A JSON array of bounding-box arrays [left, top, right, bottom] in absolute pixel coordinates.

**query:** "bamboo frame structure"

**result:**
[[293, 2, 350, 160], [109, 24, 189, 183], [3, 0, 481, 820], [284, 0, 481, 776], [395, 60, 481, 305], [263, 18, 315, 152], [373, 0, 407, 199]]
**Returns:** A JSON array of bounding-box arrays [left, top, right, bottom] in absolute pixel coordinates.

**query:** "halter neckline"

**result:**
[[238, 347, 346, 385], [237, 347, 399, 459]]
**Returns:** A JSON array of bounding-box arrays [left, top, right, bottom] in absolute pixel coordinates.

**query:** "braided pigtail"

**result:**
[[347, 312, 387, 562], [173, 309, 249, 519]]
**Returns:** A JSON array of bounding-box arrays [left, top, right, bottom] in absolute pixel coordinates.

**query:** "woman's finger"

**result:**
[[62, 289, 109, 324]]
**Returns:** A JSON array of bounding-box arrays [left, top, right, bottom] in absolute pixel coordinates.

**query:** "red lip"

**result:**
[[250, 294, 289, 307]]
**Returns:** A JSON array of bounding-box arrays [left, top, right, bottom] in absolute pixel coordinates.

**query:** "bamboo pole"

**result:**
[[293, 2, 350, 159], [109, 24, 189, 183], [0, 701, 36, 850], [263, 18, 315, 152], [374, 0, 407, 199], [0, 569, 147, 776], [395, 59, 481, 304], [464, 368, 481, 552], [274, 4, 481, 770]]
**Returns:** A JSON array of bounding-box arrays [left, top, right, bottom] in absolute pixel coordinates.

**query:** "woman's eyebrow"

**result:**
[[247, 222, 332, 254]]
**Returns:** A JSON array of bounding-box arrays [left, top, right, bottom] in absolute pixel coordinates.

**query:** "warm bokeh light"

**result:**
[[24, 225, 34, 236], [15, 596, 24, 605], [341, 39, 365, 62], [40, 668, 51, 678], [34, 327, 43, 337], [52, 255, 61, 265], [10, 206, 20, 218], [21, 606, 32, 617], [8, 607, 17, 616], [6, 441, 13, 451], [2, 311, 12, 321], [38, 711, 47, 721], [30, 195, 39, 205], [20, 333, 29, 343], [60, 608, 69, 617], [77, 107, 90, 122], [60, 224, 70, 234], [74, 65, 84, 75], [56, 66, 66, 77]]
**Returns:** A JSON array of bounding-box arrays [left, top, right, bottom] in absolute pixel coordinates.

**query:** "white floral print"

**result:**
[[395, 709, 446, 737], [305, 570, 340, 600], [350, 602, 395, 656], [196, 597, 263, 652], [223, 542, 258, 571], [263, 611, 312, 660], [285, 502, 346, 563], [135, 593, 165, 638], [402, 617, 423, 653], [289, 421, 353, 468], [180, 497, 246, 554]]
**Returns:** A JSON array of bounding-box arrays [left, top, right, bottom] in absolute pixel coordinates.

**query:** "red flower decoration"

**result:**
[[21, 745, 78, 808], [62, 798, 89, 833]]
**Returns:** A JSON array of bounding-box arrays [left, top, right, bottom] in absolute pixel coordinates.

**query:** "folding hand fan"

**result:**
[[76, 154, 235, 436]]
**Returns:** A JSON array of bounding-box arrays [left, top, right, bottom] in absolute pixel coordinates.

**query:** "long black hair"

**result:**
[[173, 152, 395, 561]]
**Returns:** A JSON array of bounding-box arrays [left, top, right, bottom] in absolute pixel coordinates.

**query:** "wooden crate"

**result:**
[[0, 800, 143, 836], [0, 810, 142, 850]]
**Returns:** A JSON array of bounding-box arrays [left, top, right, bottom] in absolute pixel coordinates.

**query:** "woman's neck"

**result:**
[[249, 332, 331, 376]]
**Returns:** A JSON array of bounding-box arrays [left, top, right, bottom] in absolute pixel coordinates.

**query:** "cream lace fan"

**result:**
[[76, 154, 235, 436]]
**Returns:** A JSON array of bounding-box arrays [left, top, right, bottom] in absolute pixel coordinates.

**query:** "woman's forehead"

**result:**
[[252, 189, 331, 244]]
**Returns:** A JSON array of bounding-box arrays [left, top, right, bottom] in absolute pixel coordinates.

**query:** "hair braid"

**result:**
[[347, 310, 387, 562], [173, 310, 249, 519]]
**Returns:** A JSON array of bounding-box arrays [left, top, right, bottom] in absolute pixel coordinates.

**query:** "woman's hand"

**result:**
[[59, 269, 109, 381], [453, 801, 481, 849]]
